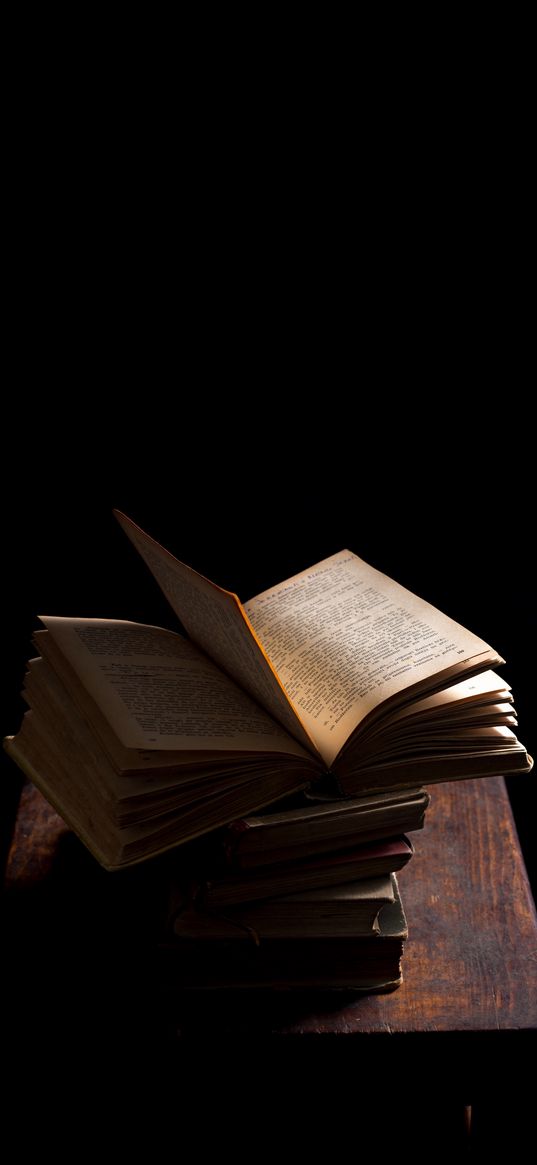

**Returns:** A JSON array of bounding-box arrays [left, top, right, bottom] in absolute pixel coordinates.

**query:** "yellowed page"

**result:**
[[366, 670, 513, 728], [114, 511, 315, 754], [39, 617, 313, 758], [245, 551, 501, 766]]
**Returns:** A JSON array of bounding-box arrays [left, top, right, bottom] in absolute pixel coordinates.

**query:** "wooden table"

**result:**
[[3, 774, 536, 1145]]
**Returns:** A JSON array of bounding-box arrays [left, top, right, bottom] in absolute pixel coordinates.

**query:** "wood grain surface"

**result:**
[[2, 773, 536, 1096]]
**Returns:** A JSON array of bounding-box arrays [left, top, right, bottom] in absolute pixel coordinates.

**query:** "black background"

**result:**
[[2, 383, 535, 893], [2, 123, 536, 1138], [2, 122, 535, 893], [2, 40, 535, 1141]]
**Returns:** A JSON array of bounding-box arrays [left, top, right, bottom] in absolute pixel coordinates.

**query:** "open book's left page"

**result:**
[[38, 617, 314, 758]]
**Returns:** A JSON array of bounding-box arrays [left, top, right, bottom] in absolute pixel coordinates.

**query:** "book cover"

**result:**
[[160, 875, 408, 990]]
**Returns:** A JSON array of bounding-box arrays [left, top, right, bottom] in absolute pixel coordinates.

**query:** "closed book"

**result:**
[[202, 836, 413, 907], [224, 789, 429, 869], [171, 874, 395, 939], [161, 875, 407, 990]]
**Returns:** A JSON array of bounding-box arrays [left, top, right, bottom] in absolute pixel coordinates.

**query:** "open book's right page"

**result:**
[[245, 551, 501, 768]]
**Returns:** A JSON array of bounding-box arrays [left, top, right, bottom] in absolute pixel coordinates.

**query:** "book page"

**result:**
[[114, 512, 315, 755], [245, 551, 501, 767], [38, 617, 313, 758]]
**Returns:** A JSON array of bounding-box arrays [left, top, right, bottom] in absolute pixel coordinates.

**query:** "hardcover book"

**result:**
[[160, 875, 408, 990], [223, 788, 428, 868], [199, 837, 413, 907], [170, 873, 395, 939]]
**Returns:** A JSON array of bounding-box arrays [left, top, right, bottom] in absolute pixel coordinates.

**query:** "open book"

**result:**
[[4, 511, 532, 868]]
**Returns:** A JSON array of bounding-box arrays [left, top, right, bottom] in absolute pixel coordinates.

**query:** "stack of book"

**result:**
[[161, 788, 428, 991], [4, 512, 532, 993]]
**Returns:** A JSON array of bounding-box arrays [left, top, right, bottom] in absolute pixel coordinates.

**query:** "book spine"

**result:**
[[223, 818, 251, 864]]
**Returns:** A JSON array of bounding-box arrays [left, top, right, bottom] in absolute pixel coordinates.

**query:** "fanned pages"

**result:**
[[114, 511, 315, 754], [3, 512, 532, 869]]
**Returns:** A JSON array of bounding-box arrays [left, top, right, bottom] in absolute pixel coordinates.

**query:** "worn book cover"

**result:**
[[223, 789, 428, 868], [201, 837, 413, 907], [170, 873, 395, 939], [160, 875, 408, 990]]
